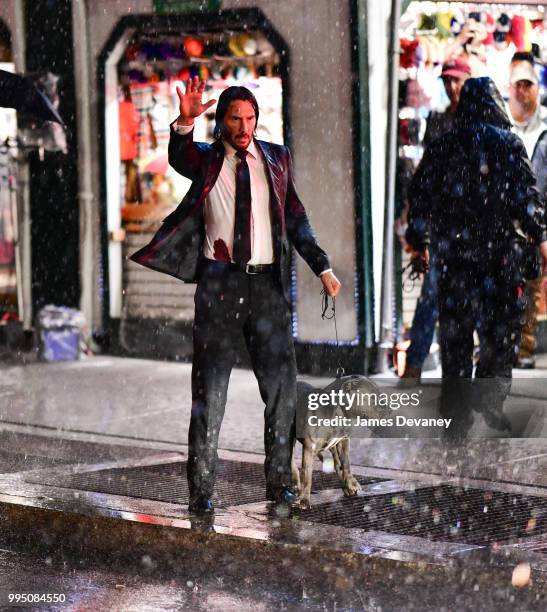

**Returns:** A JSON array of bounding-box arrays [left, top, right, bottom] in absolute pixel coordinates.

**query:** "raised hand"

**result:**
[[175, 76, 217, 126]]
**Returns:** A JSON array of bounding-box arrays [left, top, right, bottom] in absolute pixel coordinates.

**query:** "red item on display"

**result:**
[[484, 13, 495, 46], [0, 240, 14, 265], [400, 39, 419, 69], [126, 44, 140, 61], [399, 119, 411, 146], [119, 99, 139, 161], [177, 67, 191, 82], [183, 36, 204, 58], [511, 15, 532, 51]]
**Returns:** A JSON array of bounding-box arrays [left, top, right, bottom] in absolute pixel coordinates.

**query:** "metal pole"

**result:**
[[354, 0, 375, 354], [12, 0, 33, 331], [375, 0, 401, 373], [72, 0, 96, 339]]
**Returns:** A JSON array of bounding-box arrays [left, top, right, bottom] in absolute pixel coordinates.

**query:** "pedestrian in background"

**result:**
[[507, 52, 547, 369], [402, 58, 471, 379], [407, 77, 547, 434]]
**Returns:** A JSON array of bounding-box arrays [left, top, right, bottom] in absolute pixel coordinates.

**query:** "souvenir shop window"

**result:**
[[0, 40, 17, 313], [398, 2, 547, 164], [396, 3, 547, 335], [117, 30, 284, 233]]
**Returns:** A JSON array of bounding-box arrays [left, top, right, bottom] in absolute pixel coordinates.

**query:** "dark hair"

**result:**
[[511, 51, 535, 66], [214, 86, 259, 139]]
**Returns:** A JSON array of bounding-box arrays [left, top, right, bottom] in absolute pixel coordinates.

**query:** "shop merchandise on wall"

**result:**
[[398, 2, 547, 164], [396, 3, 547, 336], [117, 30, 284, 232], [0, 62, 18, 311], [0, 142, 17, 310]]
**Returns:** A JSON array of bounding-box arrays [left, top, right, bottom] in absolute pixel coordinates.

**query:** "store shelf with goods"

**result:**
[[395, 1, 547, 341], [103, 20, 287, 331]]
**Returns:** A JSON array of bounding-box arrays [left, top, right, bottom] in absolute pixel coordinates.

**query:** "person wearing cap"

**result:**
[[407, 77, 547, 434], [423, 58, 472, 147], [508, 53, 547, 369], [402, 58, 471, 379]]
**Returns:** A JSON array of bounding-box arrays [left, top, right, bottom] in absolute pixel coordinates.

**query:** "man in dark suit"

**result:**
[[131, 77, 340, 512]]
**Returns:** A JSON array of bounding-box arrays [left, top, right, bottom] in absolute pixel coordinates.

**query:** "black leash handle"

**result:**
[[321, 289, 345, 378], [401, 256, 430, 293]]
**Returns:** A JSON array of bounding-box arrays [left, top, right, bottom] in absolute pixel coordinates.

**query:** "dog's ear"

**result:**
[[341, 376, 367, 393]]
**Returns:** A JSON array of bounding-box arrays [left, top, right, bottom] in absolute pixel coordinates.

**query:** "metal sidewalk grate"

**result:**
[[0, 449, 67, 474], [298, 485, 547, 546], [0, 432, 169, 466], [27, 459, 384, 508]]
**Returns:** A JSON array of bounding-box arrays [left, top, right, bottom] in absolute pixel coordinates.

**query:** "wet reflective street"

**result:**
[[0, 530, 546, 611], [0, 356, 546, 610], [0, 358, 547, 611]]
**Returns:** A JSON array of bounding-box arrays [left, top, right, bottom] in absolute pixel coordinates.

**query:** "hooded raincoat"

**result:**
[[406, 77, 547, 434]]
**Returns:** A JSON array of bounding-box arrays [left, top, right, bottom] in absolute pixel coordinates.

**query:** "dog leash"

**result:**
[[321, 289, 345, 378], [401, 256, 430, 293]]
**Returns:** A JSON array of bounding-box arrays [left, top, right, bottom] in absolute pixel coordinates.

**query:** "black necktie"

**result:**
[[233, 150, 252, 265]]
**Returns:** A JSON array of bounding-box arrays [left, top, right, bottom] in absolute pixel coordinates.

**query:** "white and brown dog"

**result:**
[[293, 374, 381, 509]]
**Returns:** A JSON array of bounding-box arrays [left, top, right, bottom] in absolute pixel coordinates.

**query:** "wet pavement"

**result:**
[[0, 533, 545, 611], [0, 429, 546, 609], [0, 356, 546, 609], [1, 355, 546, 451]]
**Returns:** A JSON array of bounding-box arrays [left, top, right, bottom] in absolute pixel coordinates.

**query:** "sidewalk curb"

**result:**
[[1, 496, 545, 591], [0, 497, 434, 574]]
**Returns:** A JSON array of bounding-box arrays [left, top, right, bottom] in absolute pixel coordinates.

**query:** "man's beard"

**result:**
[[516, 95, 538, 116], [223, 131, 252, 151]]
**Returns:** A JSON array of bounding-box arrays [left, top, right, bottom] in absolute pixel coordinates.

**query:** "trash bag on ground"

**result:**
[[38, 305, 85, 362]]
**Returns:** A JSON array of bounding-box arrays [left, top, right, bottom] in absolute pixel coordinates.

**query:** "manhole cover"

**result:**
[[29, 460, 384, 508], [298, 485, 547, 545]]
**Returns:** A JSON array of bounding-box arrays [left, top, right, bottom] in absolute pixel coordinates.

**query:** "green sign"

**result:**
[[153, 0, 221, 13]]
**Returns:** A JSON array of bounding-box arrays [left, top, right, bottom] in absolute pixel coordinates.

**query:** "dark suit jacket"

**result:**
[[130, 127, 330, 303]]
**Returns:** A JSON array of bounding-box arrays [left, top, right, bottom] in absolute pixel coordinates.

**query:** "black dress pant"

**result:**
[[438, 252, 526, 431], [188, 259, 297, 502]]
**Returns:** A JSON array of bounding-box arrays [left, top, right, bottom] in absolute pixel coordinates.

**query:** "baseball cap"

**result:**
[[441, 58, 472, 79], [510, 60, 538, 85]]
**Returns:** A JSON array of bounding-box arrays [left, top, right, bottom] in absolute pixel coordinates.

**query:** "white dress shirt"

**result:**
[[172, 121, 332, 275], [174, 122, 273, 265]]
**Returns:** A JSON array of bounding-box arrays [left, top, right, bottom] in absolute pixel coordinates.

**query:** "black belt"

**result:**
[[229, 262, 274, 275]]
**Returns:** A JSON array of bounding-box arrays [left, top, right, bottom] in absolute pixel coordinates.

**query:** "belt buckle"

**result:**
[[245, 264, 256, 275]]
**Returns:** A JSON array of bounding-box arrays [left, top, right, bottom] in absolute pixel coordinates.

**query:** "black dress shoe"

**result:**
[[188, 496, 214, 513], [266, 485, 299, 505]]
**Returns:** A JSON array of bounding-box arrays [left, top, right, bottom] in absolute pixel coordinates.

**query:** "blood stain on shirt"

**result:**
[[213, 239, 231, 263]]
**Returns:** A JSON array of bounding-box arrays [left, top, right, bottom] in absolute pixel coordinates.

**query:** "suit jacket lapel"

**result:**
[[162, 139, 224, 228], [255, 140, 278, 197], [203, 139, 225, 194], [255, 139, 283, 214]]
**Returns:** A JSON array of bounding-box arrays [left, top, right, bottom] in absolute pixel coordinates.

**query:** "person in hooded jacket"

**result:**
[[406, 77, 547, 435]]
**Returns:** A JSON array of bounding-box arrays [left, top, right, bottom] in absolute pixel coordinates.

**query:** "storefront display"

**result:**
[[396, 2, 547, 344], [109, 28, 284, 328], [0, 62, 18, 317]]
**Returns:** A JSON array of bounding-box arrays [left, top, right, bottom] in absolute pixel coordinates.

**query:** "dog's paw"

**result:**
[[296, 497, 311, 510], [291, 481, 301, 495], [343, 477, 362, 497]]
